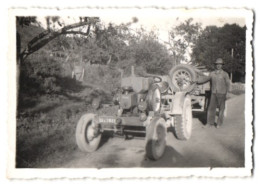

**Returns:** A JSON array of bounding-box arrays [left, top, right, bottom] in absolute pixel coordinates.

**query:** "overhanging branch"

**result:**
[[19, 20, 97, 63], [62, 31, 90, 36]]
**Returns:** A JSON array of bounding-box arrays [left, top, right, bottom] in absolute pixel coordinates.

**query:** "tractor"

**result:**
[[75, 64, 210, 160]]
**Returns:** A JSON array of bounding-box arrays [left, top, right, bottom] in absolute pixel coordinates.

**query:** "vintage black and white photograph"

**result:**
[[8, 7, 253, 178]]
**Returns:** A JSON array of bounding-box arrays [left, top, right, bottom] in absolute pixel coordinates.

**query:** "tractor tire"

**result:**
[[146, 84, 161, 114], [174, 95, 193, 140], [145, 117, 167, 160], [75, 113, 101, 152], [169, 64, 197, 92]]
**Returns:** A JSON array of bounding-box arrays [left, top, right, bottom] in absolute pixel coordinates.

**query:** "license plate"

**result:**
[[99, 117, 116, 124]]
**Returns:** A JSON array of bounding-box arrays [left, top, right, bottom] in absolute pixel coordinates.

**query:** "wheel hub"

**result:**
[[173, 70, 192, 90], [86, 124, 96, 142]]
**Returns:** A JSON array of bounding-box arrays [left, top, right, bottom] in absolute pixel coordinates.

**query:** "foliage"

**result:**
[[168, 18, 202, 63], [17, 16, 38, 27], [19, 55, 60, 94], [16, 98, 87, 167], [83, 64, 121, 92], [125, 33, 173, 75], [192, 24, 246, 81], [17, 16, 100, 63]]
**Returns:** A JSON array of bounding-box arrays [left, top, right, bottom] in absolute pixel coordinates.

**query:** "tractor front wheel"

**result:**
[[147, 84, 161, 114], [145, 117, 167, 160], [174, 95, 193, 140], [75, 113, 101, 152]]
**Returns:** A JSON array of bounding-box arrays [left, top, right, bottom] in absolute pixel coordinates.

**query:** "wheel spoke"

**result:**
[[173, 69, 192, 90]]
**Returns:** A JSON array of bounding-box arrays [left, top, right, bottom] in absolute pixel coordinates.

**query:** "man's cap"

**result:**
[[215, 58, 224, 65]]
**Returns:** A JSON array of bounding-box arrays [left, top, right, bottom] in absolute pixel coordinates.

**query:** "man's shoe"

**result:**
[[203, 124, 214, 128], [215, 124, 220, 129], [202, 124, 209, 128]]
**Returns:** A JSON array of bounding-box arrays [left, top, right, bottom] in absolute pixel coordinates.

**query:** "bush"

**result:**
[[19, 54, 62, 94], [83, 64, 121, 92], [230, 82, 245, 95]]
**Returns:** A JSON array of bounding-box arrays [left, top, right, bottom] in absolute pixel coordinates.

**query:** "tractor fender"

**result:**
[[171, 92, 188, 115]]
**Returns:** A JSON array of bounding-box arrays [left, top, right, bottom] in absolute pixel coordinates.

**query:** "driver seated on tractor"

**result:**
[[192, 58, 231, 128]]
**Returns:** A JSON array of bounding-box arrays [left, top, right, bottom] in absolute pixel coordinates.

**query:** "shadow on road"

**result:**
[[98, 132, 113, 149], [193, 112, 207, 125], [141, 146, 184, 167]]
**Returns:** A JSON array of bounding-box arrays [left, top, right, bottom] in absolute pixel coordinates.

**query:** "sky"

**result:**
[[36, 8, 246, 44]]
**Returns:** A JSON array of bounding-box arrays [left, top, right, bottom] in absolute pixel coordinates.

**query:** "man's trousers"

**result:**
[[207, 93, 226, 126]]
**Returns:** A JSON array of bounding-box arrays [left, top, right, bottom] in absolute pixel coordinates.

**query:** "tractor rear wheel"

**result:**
[[174, 95, 193, 140], [76, 113, 101, 152], [145, 117, 167, 160]]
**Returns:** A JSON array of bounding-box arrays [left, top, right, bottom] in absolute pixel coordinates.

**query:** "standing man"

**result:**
[[196, 58, 230, 128]]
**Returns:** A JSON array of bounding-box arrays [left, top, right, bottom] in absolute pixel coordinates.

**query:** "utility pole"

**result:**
[[231, 48, 234, 83]]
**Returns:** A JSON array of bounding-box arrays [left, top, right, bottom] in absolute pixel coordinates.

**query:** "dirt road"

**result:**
[[63, 94, 245, 168]]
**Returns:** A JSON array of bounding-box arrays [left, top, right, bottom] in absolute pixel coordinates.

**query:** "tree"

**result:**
[[17, 16, 100, 64], [17, 16, 174, 99], [89, 22, 127, 65], [16, 16, 103, 101], [117, 28, 173, 75], [167, 18, 202, 64], [192, 24, 246, 82]]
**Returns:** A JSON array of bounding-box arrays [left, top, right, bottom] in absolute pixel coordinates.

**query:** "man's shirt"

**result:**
[[210, 70, 230, 94], [197, 69, 230, 94]]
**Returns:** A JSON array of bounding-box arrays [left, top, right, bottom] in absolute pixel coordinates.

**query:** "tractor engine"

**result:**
[[119, 87, 138, 110], [114, 67, 160, 116]]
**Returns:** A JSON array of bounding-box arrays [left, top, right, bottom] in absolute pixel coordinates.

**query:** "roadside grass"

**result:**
[[230, 88, 245, 96], [229, 83, 245, 96], [16, 62, 122, 168], [16, 84, 118, 168], [16, 94, 89, 168]]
